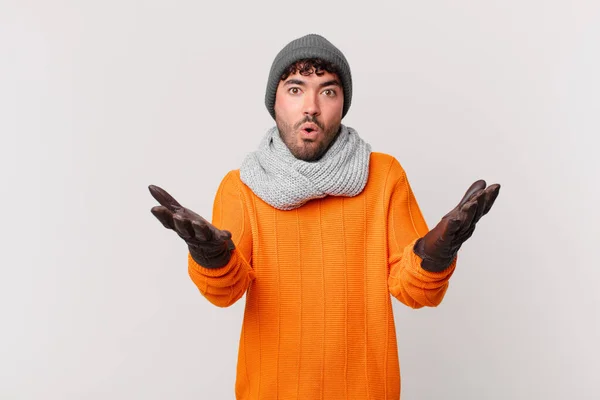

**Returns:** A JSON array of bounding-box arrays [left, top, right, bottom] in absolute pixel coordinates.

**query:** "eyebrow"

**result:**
[[319, 79, 341, 88], [283, 78, 342, 88]]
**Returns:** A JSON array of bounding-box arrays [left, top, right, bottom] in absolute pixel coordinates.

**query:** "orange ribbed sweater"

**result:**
[[188, 152, 457, 400]]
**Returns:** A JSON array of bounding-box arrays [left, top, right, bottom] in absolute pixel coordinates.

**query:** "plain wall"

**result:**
[[1, 1, 598, 399]]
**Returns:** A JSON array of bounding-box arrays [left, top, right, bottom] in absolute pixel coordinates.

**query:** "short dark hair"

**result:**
[[280, 58, 341, 82]]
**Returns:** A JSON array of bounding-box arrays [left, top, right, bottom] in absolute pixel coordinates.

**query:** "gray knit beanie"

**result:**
[[265, 34, 352, 120]]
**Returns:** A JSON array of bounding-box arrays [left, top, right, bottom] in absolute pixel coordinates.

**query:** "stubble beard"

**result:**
[[276, 116, 341, 162]]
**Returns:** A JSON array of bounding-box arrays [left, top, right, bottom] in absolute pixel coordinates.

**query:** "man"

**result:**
[[149, 34, 500, 399]]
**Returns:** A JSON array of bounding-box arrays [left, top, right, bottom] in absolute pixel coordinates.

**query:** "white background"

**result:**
[[1, 1, 599, 399]]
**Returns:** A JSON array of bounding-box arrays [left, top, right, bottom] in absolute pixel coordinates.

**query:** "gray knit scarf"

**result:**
[[239, 124, 371, 211]]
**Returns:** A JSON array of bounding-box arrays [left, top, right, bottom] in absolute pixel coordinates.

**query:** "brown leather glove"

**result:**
[[148, 185, 235, 269], [413, 179, 500, 272]]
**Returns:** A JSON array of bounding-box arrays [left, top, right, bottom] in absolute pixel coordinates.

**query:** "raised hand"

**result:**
[[413, 179, 501, 272], [149, 184, 235, 269]]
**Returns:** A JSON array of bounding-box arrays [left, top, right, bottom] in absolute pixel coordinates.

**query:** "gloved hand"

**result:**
[[413, 179, 500, 272], [148, 185, 235, 269]]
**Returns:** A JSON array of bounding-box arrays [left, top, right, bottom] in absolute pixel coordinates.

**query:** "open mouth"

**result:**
[[300, 123, 320, 136]]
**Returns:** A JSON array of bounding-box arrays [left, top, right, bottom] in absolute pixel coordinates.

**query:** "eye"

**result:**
[[288, 87, 301, 95], [323, 89, 337, 97]]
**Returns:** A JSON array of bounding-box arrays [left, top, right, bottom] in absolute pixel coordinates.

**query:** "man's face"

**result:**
[[274, 69, 344, 162]]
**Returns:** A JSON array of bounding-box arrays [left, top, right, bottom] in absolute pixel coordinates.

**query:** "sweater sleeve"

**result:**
[[188, 170, 255, 308], [386, 158, 456, 309]]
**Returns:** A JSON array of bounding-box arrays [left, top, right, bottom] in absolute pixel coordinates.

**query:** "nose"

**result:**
[[303, 92, 321, 117]]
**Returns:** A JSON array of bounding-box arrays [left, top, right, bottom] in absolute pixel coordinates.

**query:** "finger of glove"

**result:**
[[472, 189, 487, 224], [148, 185, 183, 212], [445, 215, 463, 236], [173, 214, 195, 240], [211, 228, 234, 244], [456, 199, 478, 237], [151, 206, 175, 230], [457, 179, 486, 208], [481, 184, 501, 216], [217, 230, 236, 251], [445, 202, 475, 239], [191, 219, 214, 242]]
